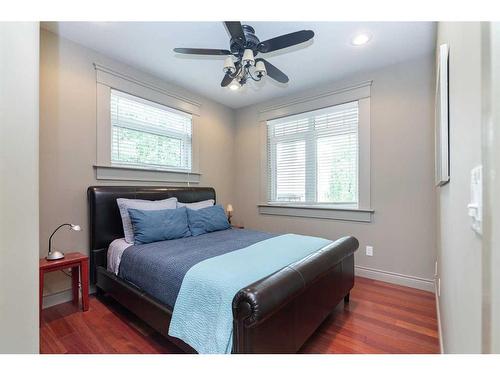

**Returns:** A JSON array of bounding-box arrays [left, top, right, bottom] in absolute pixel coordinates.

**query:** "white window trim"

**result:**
[[258, 81, 372, 222], [258, 204, 373, 222], [94, 164, 201, 183], [94, 63, 201, 183]]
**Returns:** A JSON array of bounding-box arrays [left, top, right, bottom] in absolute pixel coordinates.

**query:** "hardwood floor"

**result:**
[[40, 276, 440, 354]]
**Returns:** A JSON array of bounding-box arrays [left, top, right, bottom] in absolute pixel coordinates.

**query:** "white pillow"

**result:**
[[177, 199, 215, 210], [117, 197, 178, 243]]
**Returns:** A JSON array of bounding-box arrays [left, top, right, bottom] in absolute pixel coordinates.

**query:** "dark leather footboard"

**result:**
[[232, 236, 357, 353]]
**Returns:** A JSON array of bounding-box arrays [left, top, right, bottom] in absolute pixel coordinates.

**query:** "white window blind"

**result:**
[[110, 89, 192, 172], [267, 101, 359, 206]]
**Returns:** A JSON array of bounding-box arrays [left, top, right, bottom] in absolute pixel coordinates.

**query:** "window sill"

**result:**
[[94, 165, 201, 183], [257, 204, 374, 222]]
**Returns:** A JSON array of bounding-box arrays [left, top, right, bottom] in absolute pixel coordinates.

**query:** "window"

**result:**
[[110, 89, 192, 172], [267, 101, 359, 207]]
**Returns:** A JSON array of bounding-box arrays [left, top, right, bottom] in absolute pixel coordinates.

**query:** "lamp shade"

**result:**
[[242, 49, 255, 66], [223, 57, 236, 74], [226, 204, 233, 213], [255, 60, 267, 76]]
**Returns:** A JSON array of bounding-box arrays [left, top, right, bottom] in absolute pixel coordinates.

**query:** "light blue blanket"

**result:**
[[168, 233, 332, 354]]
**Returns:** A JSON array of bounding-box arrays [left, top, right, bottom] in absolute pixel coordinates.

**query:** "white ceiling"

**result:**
[[42, 22, 436, 109]]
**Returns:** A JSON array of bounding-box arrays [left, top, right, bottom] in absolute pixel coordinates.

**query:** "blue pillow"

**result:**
[[128, 207, 191, 245], [186, 204, 230, 236]]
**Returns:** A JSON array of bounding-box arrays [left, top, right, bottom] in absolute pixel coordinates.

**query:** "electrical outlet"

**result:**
[[366, 246, 373, 256], [435, 261, 438, 277]]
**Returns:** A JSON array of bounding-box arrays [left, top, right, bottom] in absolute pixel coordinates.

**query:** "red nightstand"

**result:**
[[39, 252, 89, 324]]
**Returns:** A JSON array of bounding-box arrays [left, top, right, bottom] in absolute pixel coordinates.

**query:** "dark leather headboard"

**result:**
[[87, 186, 216, 283]]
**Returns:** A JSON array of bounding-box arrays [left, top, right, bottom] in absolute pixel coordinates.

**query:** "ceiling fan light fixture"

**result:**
[[255, 60, 267, 77], [174, 22, 313, 89], [223, 57, 236, 74], [351, 33, 371, 46], [242, 49, 255, 66]]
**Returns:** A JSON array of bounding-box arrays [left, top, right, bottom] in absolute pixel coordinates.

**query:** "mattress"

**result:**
[[117, 228, 276, 308]]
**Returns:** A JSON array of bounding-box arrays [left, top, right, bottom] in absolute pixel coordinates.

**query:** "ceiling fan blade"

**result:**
[[258, 30, 314, 53], [173, 48, 231, 55], [224, 22, 246, 43], [256, 58, 289, 83], [221, 73, 233, 87]]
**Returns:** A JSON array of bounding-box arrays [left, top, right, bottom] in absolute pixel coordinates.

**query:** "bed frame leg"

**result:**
[[344, 293, 350, 304], [95, 286, 104, 298]]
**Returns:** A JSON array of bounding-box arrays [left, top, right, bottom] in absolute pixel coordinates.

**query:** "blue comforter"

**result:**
[[118, 228, 275, 308], [168, 233, 332, 353]]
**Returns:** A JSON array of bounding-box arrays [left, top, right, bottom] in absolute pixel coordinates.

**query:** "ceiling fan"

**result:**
[[173, 22, 315, 90]]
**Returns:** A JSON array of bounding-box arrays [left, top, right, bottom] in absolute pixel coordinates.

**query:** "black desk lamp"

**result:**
[[46, 223, 81, 261]]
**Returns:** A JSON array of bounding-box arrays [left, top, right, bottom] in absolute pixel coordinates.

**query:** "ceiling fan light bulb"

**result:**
[[255, 60, 267, 76], [223, 57, 236, 74], [228, 80, 240, 91], [242, 49, 255, 66]]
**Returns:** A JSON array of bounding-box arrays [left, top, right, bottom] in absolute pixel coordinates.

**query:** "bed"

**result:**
[[88, 186, 359, 354]]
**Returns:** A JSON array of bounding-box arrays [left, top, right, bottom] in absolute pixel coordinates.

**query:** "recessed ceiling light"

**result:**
[[351, 33, 371, 46]]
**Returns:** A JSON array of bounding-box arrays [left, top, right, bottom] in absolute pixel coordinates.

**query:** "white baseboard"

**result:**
[[355, 265, 435, 292], [42, 268, 434, 308], [42, 285, 96, 309], [435, 279, 444, 353]]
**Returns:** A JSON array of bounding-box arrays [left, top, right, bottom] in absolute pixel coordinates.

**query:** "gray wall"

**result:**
[[0, 22, 40, 353], [481, 21, 500, 355], [233, 55, 437, 286], [488, 22, 500, 355], [40, 29, 438, 305], [39, 29, 236, 299], [436, 22, 483, 353]]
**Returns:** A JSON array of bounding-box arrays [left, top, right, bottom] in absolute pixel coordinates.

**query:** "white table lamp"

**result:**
[[226, 204, 233, 224]]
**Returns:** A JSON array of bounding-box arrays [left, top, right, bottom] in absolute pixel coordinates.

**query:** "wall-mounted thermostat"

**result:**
[[467, 165, 483, 235]]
